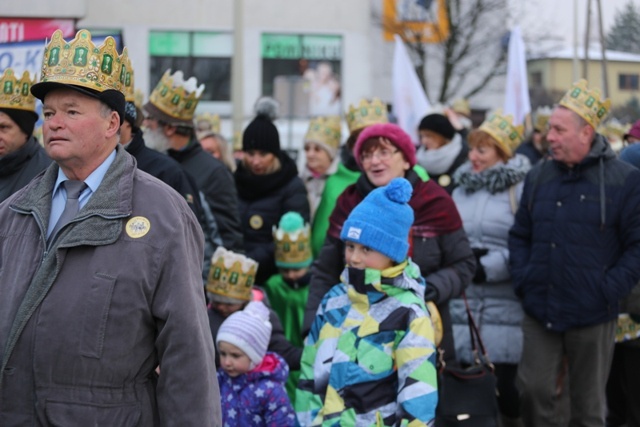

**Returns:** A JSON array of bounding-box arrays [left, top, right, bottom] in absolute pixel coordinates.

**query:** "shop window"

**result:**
[[149, 31, 232, 101], [261, 34, 343, 118]]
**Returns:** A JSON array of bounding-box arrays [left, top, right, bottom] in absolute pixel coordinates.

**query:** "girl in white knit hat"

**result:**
[[216, 301, 296, 426]]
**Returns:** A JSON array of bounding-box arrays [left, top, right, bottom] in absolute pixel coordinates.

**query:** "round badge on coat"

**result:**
[[126, 216, 151, 238], [438, 174, 451, 188], [249, 215, 263, 230]]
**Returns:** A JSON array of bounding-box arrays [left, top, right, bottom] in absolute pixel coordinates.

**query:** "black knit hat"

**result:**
[[242, 113, 280, 154], [123, 101, 144, 131], [0, 108, 38, 136], [418, 113, 456, 141]]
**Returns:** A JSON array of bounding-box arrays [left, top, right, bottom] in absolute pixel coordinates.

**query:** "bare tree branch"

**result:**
[[372, 0, 510, 104]]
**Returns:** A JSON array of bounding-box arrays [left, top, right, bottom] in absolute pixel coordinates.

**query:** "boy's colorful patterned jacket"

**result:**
[[295, 261, 438, 426]]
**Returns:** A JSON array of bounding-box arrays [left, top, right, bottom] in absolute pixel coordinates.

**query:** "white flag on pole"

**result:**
[[503, 26, 531, 125], [393, 34, 430, 143]]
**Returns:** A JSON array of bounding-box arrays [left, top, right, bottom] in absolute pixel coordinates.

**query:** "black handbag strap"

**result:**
[[462, 292, 495, 371]]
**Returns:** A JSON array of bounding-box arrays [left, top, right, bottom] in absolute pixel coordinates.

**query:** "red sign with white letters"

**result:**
[[0, 18, 75, 43]]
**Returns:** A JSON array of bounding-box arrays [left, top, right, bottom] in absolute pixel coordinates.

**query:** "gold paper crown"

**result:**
[[534, 106, 552, 131], [39, 29, 126, 94], [559, 79, 611, 129], [0, 68, 37, 113], [119, 48, 135, 102], [148, 70, 204, 124], [232, 130, 243, 151], [206, 247, 258, 302], [304, 116, 342, 151], [134, 89, 144, 110], [479, 109, 524, 155], [273, 212, 312, 269], [195, 112, 221, 134], [451, 98, 471, 117], [597, 120, 629, 142], [346, 98, 389, 133]]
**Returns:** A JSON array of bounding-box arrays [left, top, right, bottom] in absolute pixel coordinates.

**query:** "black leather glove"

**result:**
[[424, 283, 439, 303], [472, 248, 489, 284]]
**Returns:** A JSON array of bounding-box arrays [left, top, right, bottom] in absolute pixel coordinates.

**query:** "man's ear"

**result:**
[[581, 123, 595, 143], [106, 111, 121, 138], [163, 124, 178, 137]]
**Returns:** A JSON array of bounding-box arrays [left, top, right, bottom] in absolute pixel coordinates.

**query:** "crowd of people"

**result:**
[[2, 28, 640, 427]]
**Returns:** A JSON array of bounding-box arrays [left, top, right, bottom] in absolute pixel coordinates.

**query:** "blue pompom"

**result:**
[[385, 178, 412, 204]]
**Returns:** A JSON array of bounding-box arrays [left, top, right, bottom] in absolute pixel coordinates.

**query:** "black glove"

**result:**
[[472, 248, 489, 284], [630, 312, 640, 323], [424, 283, 439, 303]]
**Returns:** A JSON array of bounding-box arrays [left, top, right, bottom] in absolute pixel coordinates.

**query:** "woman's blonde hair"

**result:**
[[467, 129, 511, 163]]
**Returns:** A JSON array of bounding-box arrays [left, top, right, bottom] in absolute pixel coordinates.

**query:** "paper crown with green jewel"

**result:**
[[559, 79, 611, 129], [346, 98, 389, 134], [206, 247, 258, 304], [479, 109, 524, 155], [0, 68, 37, 114], [273, 212, 312, 269]]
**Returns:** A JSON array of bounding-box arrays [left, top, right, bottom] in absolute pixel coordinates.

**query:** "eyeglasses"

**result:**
[[360, 148, 399, 163]]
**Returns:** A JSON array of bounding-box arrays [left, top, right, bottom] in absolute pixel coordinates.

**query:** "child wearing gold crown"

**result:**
[[295, 177, 438, 426], [206, 247, 302, 373], [264, 211, 314, 403]]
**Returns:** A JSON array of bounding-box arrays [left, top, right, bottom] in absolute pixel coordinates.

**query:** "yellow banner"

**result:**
[[382, 0, 450, 43]]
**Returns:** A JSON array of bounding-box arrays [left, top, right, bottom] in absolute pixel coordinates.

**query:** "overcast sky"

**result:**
[[511, 0, 640, 53]]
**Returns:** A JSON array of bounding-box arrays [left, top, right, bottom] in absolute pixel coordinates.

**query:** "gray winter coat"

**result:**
[[450, 155, 530, 364], [0, 146, 220, 426]]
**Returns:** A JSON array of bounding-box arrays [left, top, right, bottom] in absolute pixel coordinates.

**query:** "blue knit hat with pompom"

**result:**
[[340, 177, 414, 263]]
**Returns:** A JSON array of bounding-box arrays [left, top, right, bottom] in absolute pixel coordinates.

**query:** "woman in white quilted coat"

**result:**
[[449, 111, 531, 427]]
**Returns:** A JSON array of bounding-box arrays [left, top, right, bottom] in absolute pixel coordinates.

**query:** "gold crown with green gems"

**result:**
[[148, 70, 204, 123], [304, 115, 341, 150], [195, 112, 221, 134], [39, 29, 126, 94], [206, 247, 258, 302], [559, 79, 611, 129], [0, 68, 37, 112], [119, 48, 135, 102], [273, 212, 312, 269], [479, 109, 524, 155], [134, 89, 144, 109], [534, 106, 552, 132], [346, 98, 389, 133]]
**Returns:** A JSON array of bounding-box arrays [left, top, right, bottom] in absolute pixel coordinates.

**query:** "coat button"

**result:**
[[557, 201, 562, 207], [551, 242, 556, 248]]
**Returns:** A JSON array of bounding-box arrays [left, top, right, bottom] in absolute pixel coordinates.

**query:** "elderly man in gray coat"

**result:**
[[0, 30, 220, 426]]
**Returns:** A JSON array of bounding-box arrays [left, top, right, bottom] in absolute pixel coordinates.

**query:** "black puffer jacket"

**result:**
[[126, 130, 200, 215], [0, 137, 51, 203], [169, 139, 244, 252], [235, 153, 310, 284]]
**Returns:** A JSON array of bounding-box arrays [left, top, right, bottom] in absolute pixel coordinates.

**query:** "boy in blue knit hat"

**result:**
[[295, 177, 438, 426]]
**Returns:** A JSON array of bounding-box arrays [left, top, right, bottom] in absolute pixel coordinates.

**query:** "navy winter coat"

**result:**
[[509, 135, 640, 331]]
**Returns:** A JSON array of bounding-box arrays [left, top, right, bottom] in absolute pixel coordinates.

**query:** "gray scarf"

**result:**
[[453, 154, 531, 194], [416, 133, 462, 175]]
